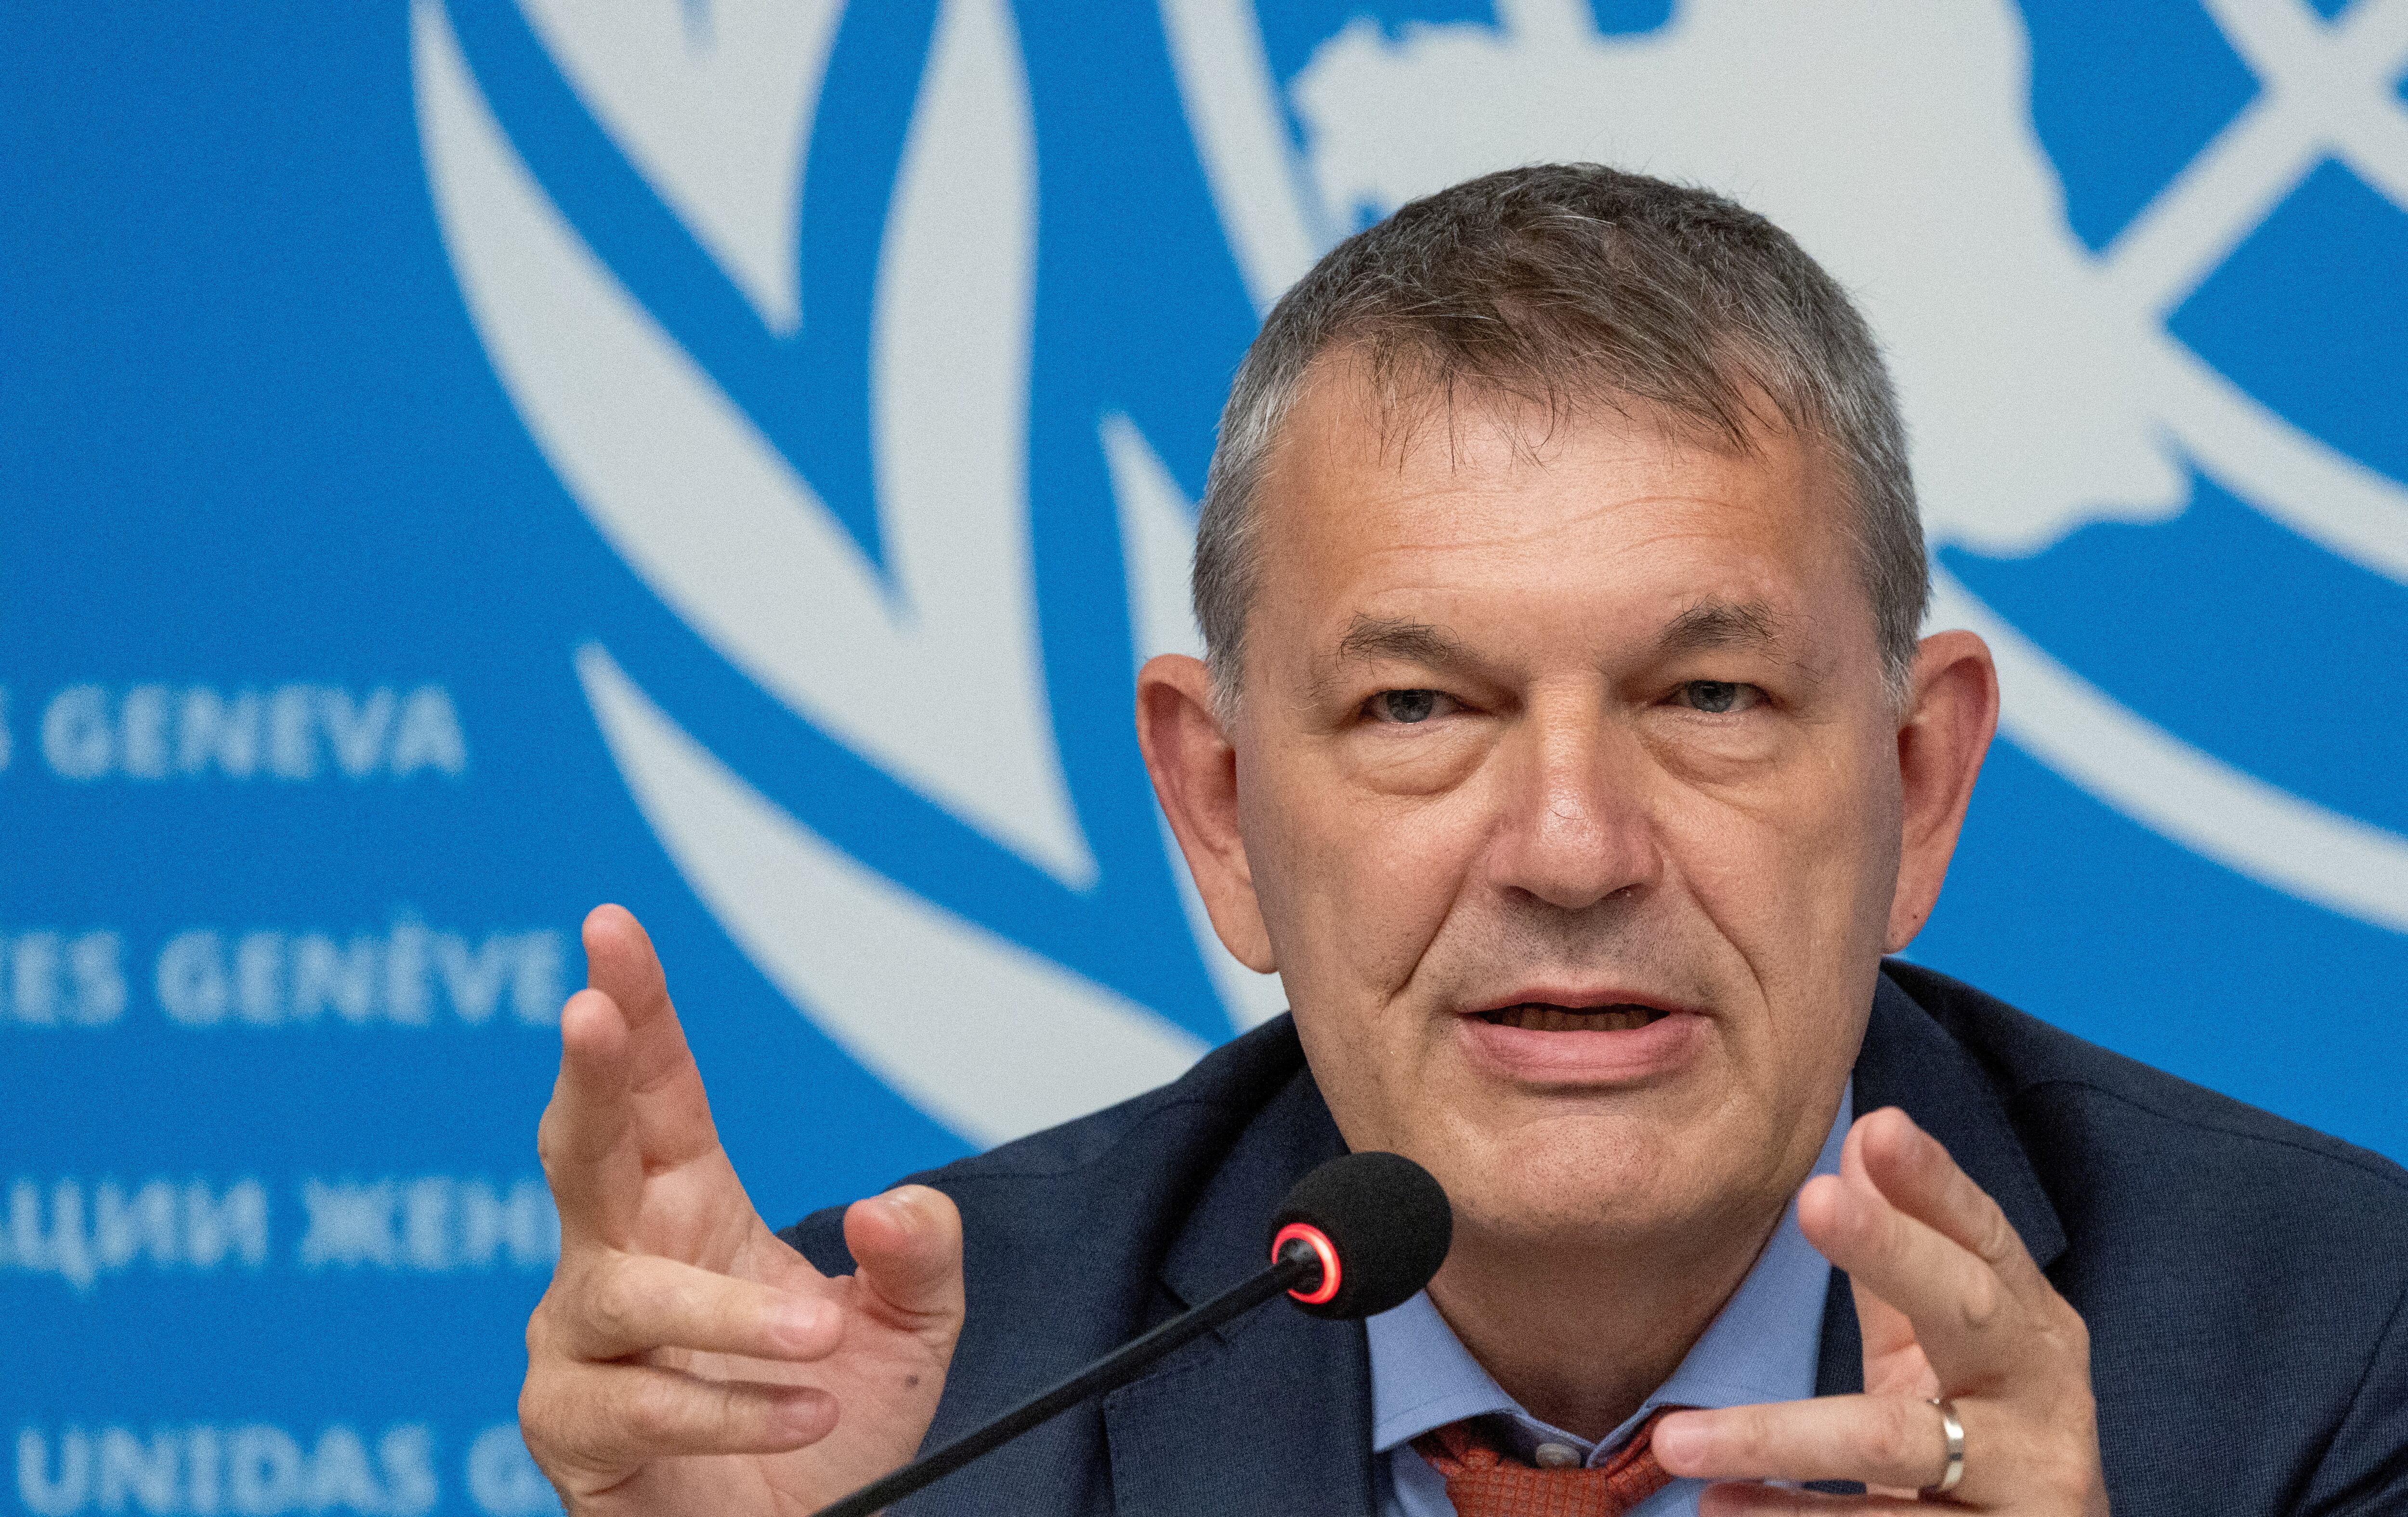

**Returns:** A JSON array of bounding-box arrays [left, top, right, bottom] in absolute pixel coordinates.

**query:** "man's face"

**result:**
[[1232, 362, 1904, 1253]]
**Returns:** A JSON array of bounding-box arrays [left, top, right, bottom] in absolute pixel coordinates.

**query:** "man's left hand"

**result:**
[[1653, 1106, 2109, 1513]]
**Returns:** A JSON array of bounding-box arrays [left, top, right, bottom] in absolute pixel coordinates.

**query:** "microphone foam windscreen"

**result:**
[[1269, 1150, 1453, 1319]]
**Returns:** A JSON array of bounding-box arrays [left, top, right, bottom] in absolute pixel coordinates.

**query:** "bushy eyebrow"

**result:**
[[1323, 600, 1796, 698], [1657, 599, 1787, 658], [1333, 616, 1477, 672]]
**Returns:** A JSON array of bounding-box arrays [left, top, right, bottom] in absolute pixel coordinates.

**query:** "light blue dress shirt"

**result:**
[[1367, 1086, 1853, 1517]]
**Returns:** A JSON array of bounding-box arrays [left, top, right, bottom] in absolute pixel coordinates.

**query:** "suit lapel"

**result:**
[[1100, 1071, 1378, 1517], [1815, 968, 2068, 1396]]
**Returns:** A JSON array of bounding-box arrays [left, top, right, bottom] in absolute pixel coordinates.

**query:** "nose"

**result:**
[[1483, 696, 1660, 911]]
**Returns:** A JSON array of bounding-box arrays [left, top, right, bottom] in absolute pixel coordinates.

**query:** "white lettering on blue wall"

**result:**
[[0, 1179, 269, 1292], [154, 922, 564, 1029], [0, 934, 126, 1027], [13, 1425, 437, 1517], [461, 1427, 559, 1517], [298, 1178, 558, 1274], [0, 1176, 555, 1289], [39, 686, 467, 782]]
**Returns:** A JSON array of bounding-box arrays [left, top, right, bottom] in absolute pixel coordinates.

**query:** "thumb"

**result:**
[[844, 1184, 965, 1331]]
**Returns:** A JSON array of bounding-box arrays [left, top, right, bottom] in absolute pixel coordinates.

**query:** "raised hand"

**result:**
[[1652, 1107, 2108, 1514], [519, 905, 965, 1517]]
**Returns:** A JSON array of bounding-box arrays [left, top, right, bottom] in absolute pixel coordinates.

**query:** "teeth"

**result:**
[[1486, 1003, 1666, 1032]]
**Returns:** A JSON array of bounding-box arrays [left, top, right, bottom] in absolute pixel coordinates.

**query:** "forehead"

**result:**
[[1251, 359, 1859, 648]]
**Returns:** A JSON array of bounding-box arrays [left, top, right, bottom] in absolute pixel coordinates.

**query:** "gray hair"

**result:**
[[1192, 162, 1926, 717]]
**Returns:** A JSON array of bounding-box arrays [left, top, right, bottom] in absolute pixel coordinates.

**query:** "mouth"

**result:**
[[1454, 992, 1702, 1083], [1476, 1002, 1673, 1033]]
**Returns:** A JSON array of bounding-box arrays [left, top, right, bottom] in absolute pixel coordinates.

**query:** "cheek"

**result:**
[[1672, 752, 1901, 1004], [1336, 721, 1490, 796], [1637, 708, 1787, 782], [1240, 747, 1487, 1005]]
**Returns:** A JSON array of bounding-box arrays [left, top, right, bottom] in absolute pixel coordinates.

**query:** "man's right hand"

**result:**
[[520, 905, 965, 1517]]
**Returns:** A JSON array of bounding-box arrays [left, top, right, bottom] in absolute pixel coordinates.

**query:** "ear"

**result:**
[[1886, 630, 2000, 952], [1135, 654, 1275, 971]]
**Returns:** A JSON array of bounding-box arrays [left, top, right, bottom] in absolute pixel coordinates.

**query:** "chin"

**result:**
[[1416, 1117, 1716, 1251]]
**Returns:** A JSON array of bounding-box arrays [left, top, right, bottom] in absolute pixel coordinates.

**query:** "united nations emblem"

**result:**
[[415, 0, 2408, 1144]]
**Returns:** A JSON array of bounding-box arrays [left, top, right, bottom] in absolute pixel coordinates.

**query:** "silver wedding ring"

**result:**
[[1922, 1397, 1966, 1499]]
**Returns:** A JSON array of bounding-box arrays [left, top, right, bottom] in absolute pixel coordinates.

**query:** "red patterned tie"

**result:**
[[1412, 1407, 1685, 1517]]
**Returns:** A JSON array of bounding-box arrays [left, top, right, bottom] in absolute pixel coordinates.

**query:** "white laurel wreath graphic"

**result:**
[[411, 0, 1292, 1146]]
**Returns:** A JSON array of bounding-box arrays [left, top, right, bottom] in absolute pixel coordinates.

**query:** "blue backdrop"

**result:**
[[10, 2, 2408, 1513]]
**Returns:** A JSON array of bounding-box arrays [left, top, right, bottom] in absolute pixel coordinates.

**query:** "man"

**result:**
[[516, 166, 2408, 1515]]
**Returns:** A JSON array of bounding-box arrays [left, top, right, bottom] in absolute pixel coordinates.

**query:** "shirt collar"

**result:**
[[1365, 1081, 1853, 1466]]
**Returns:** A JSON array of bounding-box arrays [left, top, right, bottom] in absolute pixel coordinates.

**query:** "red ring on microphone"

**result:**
[[1271, 1222, 1341, 1306]]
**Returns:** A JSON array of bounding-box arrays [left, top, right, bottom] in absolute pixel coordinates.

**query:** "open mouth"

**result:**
[[1476, 1002, 1672, 1032]]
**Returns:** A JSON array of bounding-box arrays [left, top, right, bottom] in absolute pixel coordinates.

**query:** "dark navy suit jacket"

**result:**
[[784, 963, 2408, 1515]]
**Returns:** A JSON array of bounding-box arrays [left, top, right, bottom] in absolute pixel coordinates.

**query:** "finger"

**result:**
[[1698, 1484, 1931, 1516], [564, 1251, 845, 1363], [1854, 1107, 2052, 1307], [582, 905, 722, 1172], [523, 1359, 838, 1468], [1797, 1133, 2033, 1382], [1656, 1396, 1959, 1492], [844, 1186, 966, 1332], [1845, 1280, 1940, 1409], [537, 984, 642, 1249]]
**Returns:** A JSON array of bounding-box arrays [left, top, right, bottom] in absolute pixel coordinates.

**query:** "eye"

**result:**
[[1366, 689, 1448, 724], [1675, 680, 1764, 714]]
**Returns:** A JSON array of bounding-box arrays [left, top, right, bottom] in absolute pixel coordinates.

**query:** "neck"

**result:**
[[1423, 1201, 1788, 1442]]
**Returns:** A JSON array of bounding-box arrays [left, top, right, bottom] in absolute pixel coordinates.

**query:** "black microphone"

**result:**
[[808, 1150, 1452, 1517]]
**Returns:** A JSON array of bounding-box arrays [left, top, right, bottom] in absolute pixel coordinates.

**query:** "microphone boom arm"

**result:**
[[809, 1245, 1321, 1517]]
